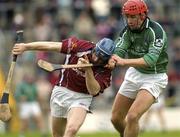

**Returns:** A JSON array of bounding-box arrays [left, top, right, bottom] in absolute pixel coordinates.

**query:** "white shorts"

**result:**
[[50, 86, 93, 118], [118, 67, 168, 100], [19, 102, 41, 119]]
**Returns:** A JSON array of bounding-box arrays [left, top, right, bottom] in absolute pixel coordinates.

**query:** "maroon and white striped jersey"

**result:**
[[57, 37, 111, 95]]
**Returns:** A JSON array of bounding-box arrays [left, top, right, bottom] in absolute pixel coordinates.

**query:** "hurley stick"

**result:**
[[38, 59, 97, 72], [0, 30, 23, 122]]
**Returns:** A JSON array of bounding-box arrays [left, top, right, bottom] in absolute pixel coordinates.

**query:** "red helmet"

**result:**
[[122, 0, 148, 15]]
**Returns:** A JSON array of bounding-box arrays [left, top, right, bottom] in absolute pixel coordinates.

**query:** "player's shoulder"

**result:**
[[61, 36, 95, 54], [148, 19, 166, 38], [69, 36, 95, 48], [68, 36, 94, 45], [119, 26, 128, 37]]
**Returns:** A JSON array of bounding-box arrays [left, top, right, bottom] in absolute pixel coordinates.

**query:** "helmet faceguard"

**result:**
[[94, 38, 115, 62], [122, 0, 148, 15]]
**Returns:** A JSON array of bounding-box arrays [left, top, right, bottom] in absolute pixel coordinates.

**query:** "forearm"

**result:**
[[85, 68, 100, 96], [24, 42, 61, 52], [118, 58, 148, 67]]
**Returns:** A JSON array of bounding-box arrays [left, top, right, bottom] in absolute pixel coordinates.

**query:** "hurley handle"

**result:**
[[13, 30, 24, 62]]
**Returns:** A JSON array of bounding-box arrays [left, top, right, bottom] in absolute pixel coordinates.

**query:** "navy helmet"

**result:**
[[94, 38, 115, 61]]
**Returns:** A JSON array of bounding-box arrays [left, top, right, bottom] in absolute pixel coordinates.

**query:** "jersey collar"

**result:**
[[145, 17, 150, 29]]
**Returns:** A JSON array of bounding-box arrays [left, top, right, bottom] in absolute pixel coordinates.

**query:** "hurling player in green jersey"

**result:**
[[107, 0, 168, 137]]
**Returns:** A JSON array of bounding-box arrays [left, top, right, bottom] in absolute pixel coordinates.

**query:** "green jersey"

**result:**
[[114, 18, 168, 74]]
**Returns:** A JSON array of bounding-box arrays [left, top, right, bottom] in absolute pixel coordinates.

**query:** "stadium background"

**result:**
[[0, 0, 180, 137]]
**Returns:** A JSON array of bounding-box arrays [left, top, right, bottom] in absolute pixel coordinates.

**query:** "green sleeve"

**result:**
[[143, 29, 167, 67], [114, 30, 130, 58]]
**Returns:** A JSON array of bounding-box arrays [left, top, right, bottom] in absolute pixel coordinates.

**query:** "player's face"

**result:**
[[91, 52, 106, 65], [124, 14, 144, 30]]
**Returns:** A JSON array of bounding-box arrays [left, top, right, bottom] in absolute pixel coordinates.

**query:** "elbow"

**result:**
[[143, 56, 158, 67], [89, 89, 100, 96], [86, 80, 101, 95], [145, 60, 157, 67], [88, 86, 100, 96]]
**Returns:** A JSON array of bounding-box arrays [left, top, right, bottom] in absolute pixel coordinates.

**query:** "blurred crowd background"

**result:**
[[0, 0, 180, 135]]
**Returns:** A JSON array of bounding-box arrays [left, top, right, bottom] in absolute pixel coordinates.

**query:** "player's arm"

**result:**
[[85, 68, 101, 96], [112, 55, 148, 67], [115, 29, 148, 67], [108, 29, 147, 68], [78, 56, 100, 96], [113, 28, 166, 68], [12, 42, 62, 55]]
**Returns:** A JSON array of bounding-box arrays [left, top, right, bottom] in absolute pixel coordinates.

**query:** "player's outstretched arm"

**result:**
[[12, 41, 62, 55]]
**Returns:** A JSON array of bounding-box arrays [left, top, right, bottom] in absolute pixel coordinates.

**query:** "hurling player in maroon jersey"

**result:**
[[13, 37, 115, 137]]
